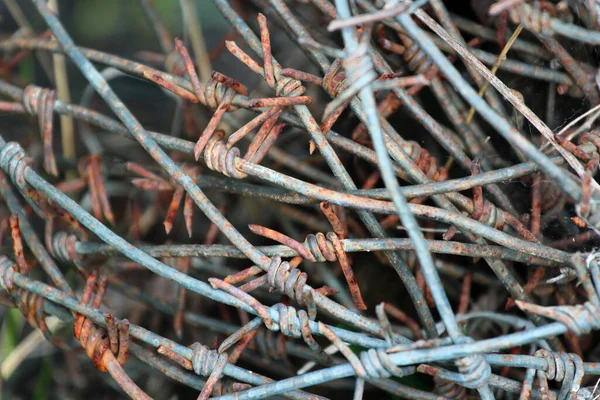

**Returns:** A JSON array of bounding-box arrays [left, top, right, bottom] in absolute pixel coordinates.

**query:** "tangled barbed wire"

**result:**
[[3, 0, 600, 398]]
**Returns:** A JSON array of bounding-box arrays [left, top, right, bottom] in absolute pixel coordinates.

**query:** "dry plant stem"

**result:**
[[427, 0, 507, 119], [180, 0, 212, 83], [48, 0, 76, 176], [465, 24, 523, 125]]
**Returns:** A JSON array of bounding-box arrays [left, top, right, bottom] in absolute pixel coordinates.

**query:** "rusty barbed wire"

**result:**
[[3, 0, 600, 399]]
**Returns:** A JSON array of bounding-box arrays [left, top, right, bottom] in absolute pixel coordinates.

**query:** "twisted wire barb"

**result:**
[[3, 0, 600, 398]]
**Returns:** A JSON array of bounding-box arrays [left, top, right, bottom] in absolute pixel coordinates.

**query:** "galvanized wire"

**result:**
[[2, 0, 600, 399]]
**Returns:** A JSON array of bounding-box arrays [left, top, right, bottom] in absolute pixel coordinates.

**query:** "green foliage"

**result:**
[[73, 0, 122, 42], [18, 55, 35, 83], [1, 308, 23, 357], [33, 358, 54, 400]]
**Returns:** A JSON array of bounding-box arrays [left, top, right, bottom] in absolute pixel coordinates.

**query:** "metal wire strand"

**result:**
[[22, 85, 58, 176], [520, 349, 585, 400], [189, 342, 229, 399]]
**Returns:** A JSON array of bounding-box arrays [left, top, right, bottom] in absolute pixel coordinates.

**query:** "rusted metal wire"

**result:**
[[2, 0, 600, 398]]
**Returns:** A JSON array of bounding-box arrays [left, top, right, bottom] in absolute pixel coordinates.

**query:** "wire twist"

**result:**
[[0, 141, 32, 192], [402, 40, 436, 75], [274, 75, 306, 98], [74, 271, 130, 373], [10, 285, 51, 337], [531, 349, 585, 400], [0, 256, 53, 341], [0, 254, 16, 293], [270, 303, 326, 356], [342, 41, 377, 96], [517, 300, 600, 336], [433, 376, 467, 399], [204, 72, 241, 112], [454, 349, 492, 389], [305, 231, 366, 307], [50, 231, 84, 272], [358, 348, 415, 379], [190, 342, 228, 377], [0, 143, 48, 223], [398, 141, 448, 182], [390, 28, 437, 77], [267, 256, 316, 319], [22, 85, 58, 176], [514, 3, 553, 36], [322, 59, 347, 98], [254, 328, 287, 360], [318, 322, 414, 380], [431, 337, 491, 389], [189, 342, 229, 398], [476, 199, 506, 232], [303, 232, 340, 263], [202, 129, 247, 179]]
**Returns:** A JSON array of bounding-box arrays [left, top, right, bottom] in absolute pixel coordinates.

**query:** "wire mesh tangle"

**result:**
[[3, 0, 600, 398]]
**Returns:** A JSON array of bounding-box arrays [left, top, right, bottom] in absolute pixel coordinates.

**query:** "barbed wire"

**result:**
[[2, 0, 600, 398]]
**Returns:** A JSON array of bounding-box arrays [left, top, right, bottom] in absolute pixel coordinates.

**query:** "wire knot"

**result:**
[[403, 41, 436, 75], [22, 85, 58, 176], [342, 42, 377, 95], [399, 141, 448, 182], [274, 75, 306, 98], [190, 342, 224, 376], [267, 256, 316, 318], [206, 70, 248, 111], [358, 348, 415, 379], [0, 255, 16, 292], [23, 85, 54, 115], [204, 72, 242, 111], [303, 232, 366, 309], [0, 142, 32, 192], [269, 303, 327, 357], [10, 284, 52, 337], [389, 29, 437, 77], [516, 300, 600, 335], [514, 3, 553, 36], [450, 337, 492, 389], [74, 271, 130, 373], [534, 349, 584, 400], [318, 321, 414, 381], [0, 256, 54, 342], [202, 130, 246, 179], [477, 199, 506, 232], [50, 232, 84, 271], [189, 342, 229, 398], [322, 59, 348, 97], [304, 232, 338, 262], [433, 376, 466, 399]]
